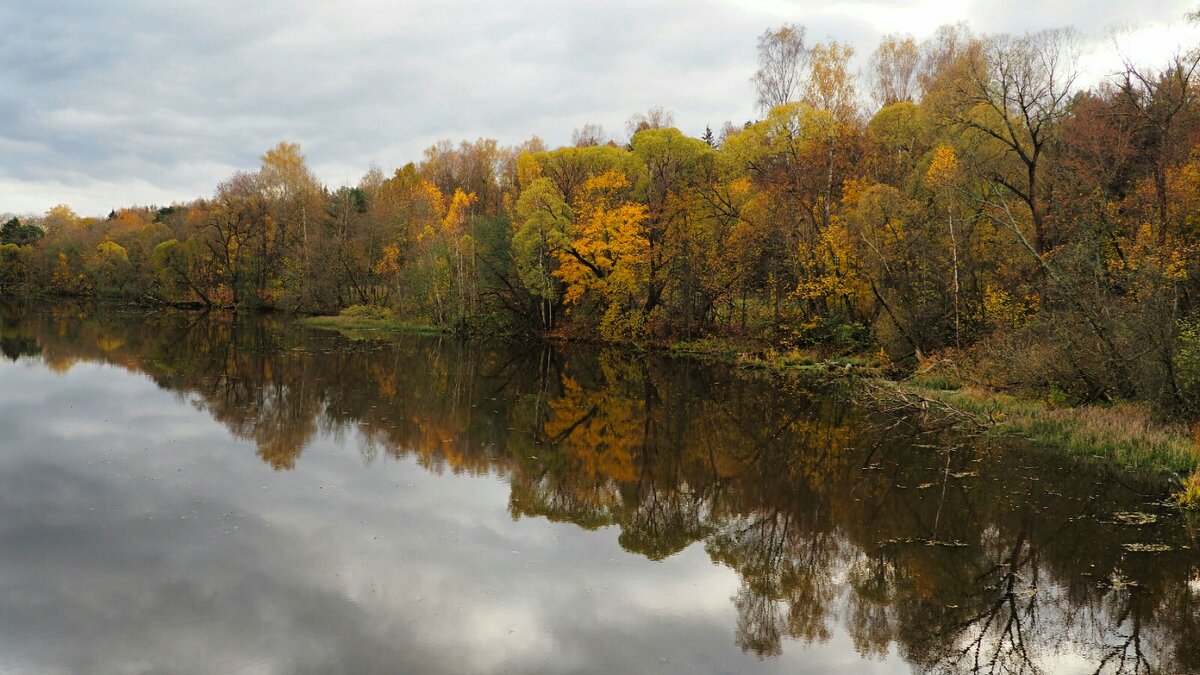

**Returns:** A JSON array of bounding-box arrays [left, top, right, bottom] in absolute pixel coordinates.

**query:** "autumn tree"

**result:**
[[497, 135, 548, 211], [0, 243, 28, 289], [1114, 52, 1200, 244], [369, 164, 446, 316], [916, 23, 974, 100], [197, 172, 268, 306], [317, 185, 372, 308], [513, 177, 572, 329], [805, 41, 859, 122], [152, 236, 218, 305], [42, 204, 82, 234], [553, 170, 650, 340], [950, 28, 1079, 253], [866, 101, 928, 187], [726, 98, 867, 335], [925, 145, 965, 347], [258, 141, 324, 306], [630, 127, 711, 333], [420, 138, 502, 212]]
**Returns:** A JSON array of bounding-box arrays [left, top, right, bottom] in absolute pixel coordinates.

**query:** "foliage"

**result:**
[[0, 218, 44, 247], [1178, 320, 1200, 406], [1174, 468, 1200, 509], [5, 22, 1200, 437]]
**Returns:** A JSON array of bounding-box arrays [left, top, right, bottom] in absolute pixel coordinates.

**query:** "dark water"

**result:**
[[0, 302, 1197, 674]]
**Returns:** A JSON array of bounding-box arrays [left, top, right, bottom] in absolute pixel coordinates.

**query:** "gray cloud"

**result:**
[[1, 0, 1197, 215]]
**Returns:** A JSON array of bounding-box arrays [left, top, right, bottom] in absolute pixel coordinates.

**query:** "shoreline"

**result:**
[[296, 311, 1199, 480], [8, 296, 1197, 489]]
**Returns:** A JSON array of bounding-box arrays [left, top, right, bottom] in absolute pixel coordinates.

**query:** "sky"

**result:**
[[2, 0, 1199, 217]]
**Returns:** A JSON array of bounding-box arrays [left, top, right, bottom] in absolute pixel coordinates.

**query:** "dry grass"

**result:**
[[881, 378, 1200, 475], [1027, 403, 1200, 473]]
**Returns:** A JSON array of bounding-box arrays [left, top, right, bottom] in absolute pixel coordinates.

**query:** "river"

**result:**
[[0, 302, 1195, 674]]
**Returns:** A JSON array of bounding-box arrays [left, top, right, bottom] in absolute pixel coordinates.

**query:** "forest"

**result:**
[[5, 21, 1200, 423]]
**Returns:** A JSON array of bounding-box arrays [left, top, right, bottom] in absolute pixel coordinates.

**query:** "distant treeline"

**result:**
[[5, 22, 1200, 416]]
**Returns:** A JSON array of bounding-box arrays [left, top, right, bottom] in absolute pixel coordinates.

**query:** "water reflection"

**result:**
[[1, 301, 1197, 674]]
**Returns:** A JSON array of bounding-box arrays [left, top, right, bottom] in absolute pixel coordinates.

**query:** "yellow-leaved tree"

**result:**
[[554, 170, 650, 340]]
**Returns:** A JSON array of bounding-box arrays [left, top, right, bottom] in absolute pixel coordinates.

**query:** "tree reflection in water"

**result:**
[[4, 301, 1198, 674]]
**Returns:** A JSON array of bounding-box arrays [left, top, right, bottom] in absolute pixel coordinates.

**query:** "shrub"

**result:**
[[1178, 319, 1200, 411], [1173, 468, 1200, 510]]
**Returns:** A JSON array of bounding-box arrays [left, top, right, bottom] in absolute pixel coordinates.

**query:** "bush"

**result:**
[[599, 305, 645, 343], [1177, 319, 1200, 410], [1173, 468, 1200, 510]]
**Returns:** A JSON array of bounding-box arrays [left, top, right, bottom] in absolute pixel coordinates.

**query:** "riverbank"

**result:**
[[295, 305, 442, 339], [667, 337, 880, 376], [871, 376, 1199, 474], [299, 310, 1199, 489], [298, 314, 440, 334], [667, 337, 1200, 500]]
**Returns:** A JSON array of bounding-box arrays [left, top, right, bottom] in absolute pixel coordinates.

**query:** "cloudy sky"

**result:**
[[2, 0, 1199, 217]]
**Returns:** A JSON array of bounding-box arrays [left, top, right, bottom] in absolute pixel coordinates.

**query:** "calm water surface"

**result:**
[[0, 303, 1197, 674]]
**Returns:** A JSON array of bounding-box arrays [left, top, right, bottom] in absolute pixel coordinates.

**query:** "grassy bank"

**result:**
[[879, 375, 1200, 476], [296, 306, 441, 339], [298, 314, 441, 332], [671, 337, 1199, 484], [296, 313, 1200, 490], [668, 337, 881, 376]]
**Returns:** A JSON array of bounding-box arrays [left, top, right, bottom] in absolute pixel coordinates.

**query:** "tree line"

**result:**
[[5, 21, 1200, 416]]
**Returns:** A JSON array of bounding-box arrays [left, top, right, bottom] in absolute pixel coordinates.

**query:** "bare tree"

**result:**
[[718, 120, 743, 146], [753, 24, 810, 114], [868, 34, 920, 108], [571, 123, 608, 147], [953, 28, 1079, 254], [917, 23, 973, 100], [625, 107, 675, 138]]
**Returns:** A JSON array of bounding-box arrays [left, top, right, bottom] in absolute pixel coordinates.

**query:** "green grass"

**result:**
[[907, 374, 962, 391], [297, 313, 441, 338], [667, 337, 884, 380], [668, 337, 756, 361], [737, 348, 818, 371], [736, 349, 883, 377]]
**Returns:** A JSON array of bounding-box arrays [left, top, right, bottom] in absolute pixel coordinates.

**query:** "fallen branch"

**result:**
[[856, 378, 994, 434]]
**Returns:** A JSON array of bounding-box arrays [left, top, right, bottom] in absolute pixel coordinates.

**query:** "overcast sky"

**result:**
[[2, 0, 1199, 217]]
